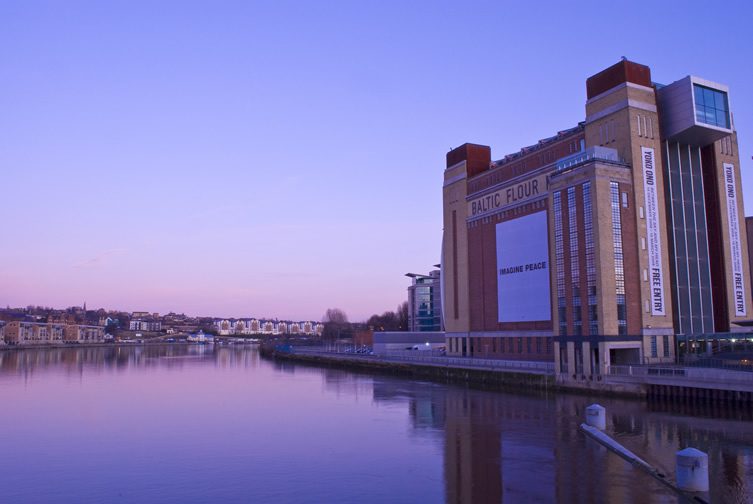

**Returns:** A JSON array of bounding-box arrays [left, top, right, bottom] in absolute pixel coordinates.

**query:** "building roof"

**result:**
[[491, 123, 585, 167]]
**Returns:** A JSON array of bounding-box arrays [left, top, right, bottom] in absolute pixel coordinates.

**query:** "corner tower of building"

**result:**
[[583, 59, 675, 337], [442, 144, 490, 351], [656, 76, 752, 342]]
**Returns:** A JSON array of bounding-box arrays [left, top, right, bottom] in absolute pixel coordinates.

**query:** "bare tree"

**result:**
[[322, 308, 350, 340], [365, 301, 410, 331], [397, 301, 409, 330], [367, 311, 398, 331], [323, 308, 348, 325]]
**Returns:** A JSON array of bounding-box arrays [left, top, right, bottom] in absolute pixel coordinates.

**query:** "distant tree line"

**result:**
[[321, 301, 409, 340], [366, 301, 408, 331]]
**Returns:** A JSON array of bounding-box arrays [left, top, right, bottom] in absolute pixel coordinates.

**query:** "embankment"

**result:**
[[260, 346, 555, 394]]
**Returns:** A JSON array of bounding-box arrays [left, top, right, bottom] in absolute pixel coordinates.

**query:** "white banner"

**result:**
[[641, 147, 666, 316], [724, 163, 746, 316], [496, 211, 551, 322]]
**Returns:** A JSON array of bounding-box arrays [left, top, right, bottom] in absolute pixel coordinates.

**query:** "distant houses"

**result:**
[[0, 304, 324, 345], [129, 320, 162, 332], [0, 321, 105, 345], [214, 319, 323, 337]]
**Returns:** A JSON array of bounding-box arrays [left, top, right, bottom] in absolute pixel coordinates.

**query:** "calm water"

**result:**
[[1, 345, 751, 503]]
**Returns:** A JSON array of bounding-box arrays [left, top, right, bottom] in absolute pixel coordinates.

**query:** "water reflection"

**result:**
[[606, 403, 753, 503], [333, 370, 751, 503], [366, 376, 674, 503], [0, 344, 259, 380], [1, 346, 751, 504]]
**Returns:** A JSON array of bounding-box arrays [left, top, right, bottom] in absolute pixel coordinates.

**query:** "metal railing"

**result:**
[[383, 351, 554, 373], [679, 357, 753, 373], [607, 364, 753, 386], [290, 346, 554, 374]]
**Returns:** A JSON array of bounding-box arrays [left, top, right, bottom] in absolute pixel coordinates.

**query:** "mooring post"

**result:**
[[585, 403, 606, 430], [676, 447, 709, 492]]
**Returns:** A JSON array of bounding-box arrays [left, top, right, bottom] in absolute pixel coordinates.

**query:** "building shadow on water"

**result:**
[[369, 379, 682, 503]]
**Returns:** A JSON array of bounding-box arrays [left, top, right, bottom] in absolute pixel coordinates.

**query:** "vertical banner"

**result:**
[[724, 163, 746, 316], [641, 147, 666, 315]]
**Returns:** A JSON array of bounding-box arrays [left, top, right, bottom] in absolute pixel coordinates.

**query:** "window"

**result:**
[[560, 347, 569, 373], [721, 136, 733, 156], [569, 187, 581, 336], [584, 182, 597, 336], [611, 182, 627, 336], [694, 84, 730, 129], [663, 335, 670, 357], [554, 191, 567, 336], [650, 336, 658, 358]]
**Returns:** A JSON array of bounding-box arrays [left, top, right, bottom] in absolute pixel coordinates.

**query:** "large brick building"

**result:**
[[442, 60, 751, 383]]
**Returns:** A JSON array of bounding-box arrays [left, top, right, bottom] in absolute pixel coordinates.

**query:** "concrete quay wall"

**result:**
[[262, 347, 753, 409], [261, 347, 555, 394]]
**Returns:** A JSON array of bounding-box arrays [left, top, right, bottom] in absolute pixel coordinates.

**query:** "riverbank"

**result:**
[[0, 341, 227, 351], [0, 342, 118, 351], [262, 346, 564, 395], [260, 347, 753, 411]]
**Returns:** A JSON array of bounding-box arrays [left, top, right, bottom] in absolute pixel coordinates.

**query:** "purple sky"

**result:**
[[2, 1, 752, 321]]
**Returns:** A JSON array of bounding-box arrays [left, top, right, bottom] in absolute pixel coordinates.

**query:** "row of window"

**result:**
[[664, 142, 715, 335], [720, 135, 733, 156], [583, 183, 598, 336], [468, 136, 586, 194], [568, 187, 581, 335], [554, 183, 601, 337], [636, 114, 655, 139], [610, 182, 628, 335], [465, 336, 553, 355], [553, 192, 566, 336], [598, 120, 617, 145]]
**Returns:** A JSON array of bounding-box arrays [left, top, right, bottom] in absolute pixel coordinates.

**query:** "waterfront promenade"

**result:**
[[268, 346, 753, 405], [293, 347, 555, 375], [608, 364, 753, 394]]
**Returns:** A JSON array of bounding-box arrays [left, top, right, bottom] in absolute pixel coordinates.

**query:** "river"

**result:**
[[0, 345, 751, 503]]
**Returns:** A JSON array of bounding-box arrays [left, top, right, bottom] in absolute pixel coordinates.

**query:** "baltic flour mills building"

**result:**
[[442, 59, 752, 386]]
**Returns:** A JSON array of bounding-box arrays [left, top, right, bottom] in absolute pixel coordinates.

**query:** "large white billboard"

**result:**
[[496, 211, 551, 322]]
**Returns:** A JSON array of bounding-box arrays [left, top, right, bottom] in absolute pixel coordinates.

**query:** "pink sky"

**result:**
[[2, 1, 752, 321]]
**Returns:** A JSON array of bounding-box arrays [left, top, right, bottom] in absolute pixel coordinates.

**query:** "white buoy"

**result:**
[[585, 404, 606, 430], [676, 447, 709, 492]]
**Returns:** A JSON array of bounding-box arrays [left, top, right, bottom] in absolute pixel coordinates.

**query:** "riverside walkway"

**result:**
[[608, 364, 753, 393], [270, 347, 753, 403], [289, 347, 555, 375]]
